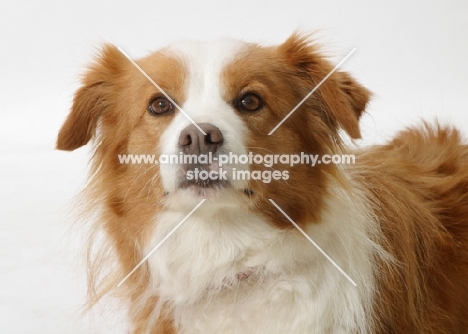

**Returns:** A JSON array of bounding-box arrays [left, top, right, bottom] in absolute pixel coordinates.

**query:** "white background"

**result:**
[[1, 1, 467, 333]]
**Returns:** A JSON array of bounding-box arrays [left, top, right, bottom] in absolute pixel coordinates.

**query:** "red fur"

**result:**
[[57, 34, 468, 333]]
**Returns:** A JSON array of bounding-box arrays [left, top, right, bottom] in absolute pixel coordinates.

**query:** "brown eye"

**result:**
[[237, 93, 263, 112], [148, 96, 174, 115]]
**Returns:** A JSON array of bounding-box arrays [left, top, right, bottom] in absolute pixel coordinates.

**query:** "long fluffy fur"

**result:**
[[58, 34, 468, 333]]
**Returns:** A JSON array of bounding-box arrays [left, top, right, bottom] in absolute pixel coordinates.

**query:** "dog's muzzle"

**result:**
[[177, 123, 229, 190]]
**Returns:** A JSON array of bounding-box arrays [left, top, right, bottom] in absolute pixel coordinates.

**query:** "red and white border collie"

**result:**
[[57, 34, 468, 333]]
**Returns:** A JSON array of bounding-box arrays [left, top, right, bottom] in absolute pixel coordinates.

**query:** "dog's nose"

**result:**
[[178, 123, 224, 155]]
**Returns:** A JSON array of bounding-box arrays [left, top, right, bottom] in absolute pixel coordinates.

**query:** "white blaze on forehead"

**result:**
[[158, 40, 251, 192], [168, 39, 245, 117]]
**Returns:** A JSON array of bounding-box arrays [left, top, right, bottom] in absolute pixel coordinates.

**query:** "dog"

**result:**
[[57, 33, 468, 333]]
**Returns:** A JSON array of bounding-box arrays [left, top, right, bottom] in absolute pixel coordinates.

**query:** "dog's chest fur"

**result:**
[[145, 186, 377, 334]]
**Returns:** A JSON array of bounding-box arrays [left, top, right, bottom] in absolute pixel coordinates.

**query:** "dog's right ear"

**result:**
[[279, 33, 371, 139], [57, 44, 126, 151]]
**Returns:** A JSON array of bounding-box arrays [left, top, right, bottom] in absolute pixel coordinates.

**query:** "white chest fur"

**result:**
[[145, 187, 379, 333]]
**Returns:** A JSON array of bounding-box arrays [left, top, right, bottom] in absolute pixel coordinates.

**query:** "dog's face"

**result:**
[[57, 34, 369, 229], [55, 34, 468, 333], [57, 34, 371, 331]]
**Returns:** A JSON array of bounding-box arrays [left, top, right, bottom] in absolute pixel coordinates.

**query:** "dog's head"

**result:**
[[57, 33, 370, 227]]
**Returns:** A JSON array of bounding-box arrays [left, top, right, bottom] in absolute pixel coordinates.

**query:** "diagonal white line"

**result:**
[[117, 199, 206, 287], [84, 162, 102, 189], [117, 47, 206, 135], [268, 48, 356, 136], [268, 199, 357, 286], [84, 141, 102, 189]]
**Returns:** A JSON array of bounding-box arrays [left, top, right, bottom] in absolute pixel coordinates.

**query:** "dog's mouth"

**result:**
[[177, 163, 230, 190], [163, 164, 254, 197], [164, 187, 254, 197], [178, 177, 230, 191]]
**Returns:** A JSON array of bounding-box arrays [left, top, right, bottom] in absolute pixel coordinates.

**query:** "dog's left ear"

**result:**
[[57, 44, 126, 151], [280, 33, 371, 139]]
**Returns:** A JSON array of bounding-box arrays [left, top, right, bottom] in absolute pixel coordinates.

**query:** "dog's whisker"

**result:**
[[123, 164, 157, 202], [136, 167, 160, 199]]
